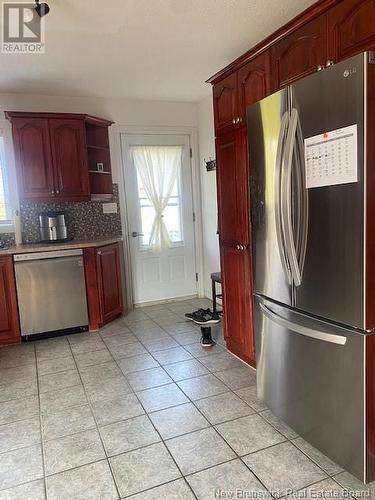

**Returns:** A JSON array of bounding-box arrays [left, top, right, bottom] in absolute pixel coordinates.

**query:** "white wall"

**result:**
[[198, 95, 220, 298]]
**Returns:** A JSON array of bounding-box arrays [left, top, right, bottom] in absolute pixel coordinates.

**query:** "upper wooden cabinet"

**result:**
[[0, 256, 20, 345], [328, 0, 375, 62], [238, 52, 271, 121], [213, 73, 239, 133], [49, 119, 89, 200], [11, 117, 55, 199], [271, 15, 328, 89], [213, 51, 271, 133], [6, 112, 114, 201]]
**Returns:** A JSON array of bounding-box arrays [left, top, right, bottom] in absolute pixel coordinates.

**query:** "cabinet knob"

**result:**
[[51, 190, 55, 194], [97, 251, 102, 255], [56, 189, 60, 194], [317, 65, 323, 72], [232, 118, 236, 124], [326, 60, 334, 68]]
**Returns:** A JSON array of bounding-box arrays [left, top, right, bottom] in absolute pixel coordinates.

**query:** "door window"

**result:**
[[131, 145, 184, 250]]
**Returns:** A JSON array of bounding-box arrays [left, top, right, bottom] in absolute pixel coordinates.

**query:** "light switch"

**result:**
[[102, 203, 118, 214]]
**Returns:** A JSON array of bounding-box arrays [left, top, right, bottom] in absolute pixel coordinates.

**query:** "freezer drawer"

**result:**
[[255, 295, 365, 481]]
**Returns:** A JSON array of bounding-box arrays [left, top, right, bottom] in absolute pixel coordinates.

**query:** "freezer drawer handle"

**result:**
[[259, 303, 347, 345]]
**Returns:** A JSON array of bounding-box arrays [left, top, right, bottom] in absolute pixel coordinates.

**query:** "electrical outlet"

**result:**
[[102, 203, 118, 214]]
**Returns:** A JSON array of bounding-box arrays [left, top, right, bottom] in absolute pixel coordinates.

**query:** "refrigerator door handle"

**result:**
[[259, 303, 347, 345], [282, 108, 302, 286], [275, 111, 292, 284], [295, 109, 309, 278]]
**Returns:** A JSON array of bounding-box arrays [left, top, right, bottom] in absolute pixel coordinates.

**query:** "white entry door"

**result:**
[[122, 134, 197, 304]]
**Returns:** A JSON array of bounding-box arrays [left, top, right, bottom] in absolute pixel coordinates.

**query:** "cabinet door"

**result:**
[[0, 257, 20, 345], [213, 72, 238, 133], [11, 118, 54, 199], [96, 243, 123, 325], [216, 128, 249, 245], [221, 244, 255, 365], [49, 119, 89, 200], [272, 15, 328, 89], [238, 51, 270, 121], [328, 0, 375, 63]]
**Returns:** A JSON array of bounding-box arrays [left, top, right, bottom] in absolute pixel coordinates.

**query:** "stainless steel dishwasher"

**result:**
[[14, 249, 89, 338]]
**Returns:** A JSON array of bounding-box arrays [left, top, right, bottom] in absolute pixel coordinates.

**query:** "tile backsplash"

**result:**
[[0, 233, 15, 249], [18, 184, 122, 244]]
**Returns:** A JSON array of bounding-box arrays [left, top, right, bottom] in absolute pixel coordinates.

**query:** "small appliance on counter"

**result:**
[[39, 211, 69, 243]]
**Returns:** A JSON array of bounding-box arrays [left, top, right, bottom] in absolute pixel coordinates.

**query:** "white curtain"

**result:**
[[131, 145, 182, 251]]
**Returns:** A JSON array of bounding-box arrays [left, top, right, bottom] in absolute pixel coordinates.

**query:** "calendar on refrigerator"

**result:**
[[304, 124, 358, 189]]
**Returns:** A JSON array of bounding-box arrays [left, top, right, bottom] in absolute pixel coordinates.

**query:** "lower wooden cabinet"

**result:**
[[84, 243, 124, 330], [220, 244, 255, 366], [0, 256, 20, 345]]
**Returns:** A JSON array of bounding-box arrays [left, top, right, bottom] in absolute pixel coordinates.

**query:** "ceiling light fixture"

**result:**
[[34, 0, 50, 17]]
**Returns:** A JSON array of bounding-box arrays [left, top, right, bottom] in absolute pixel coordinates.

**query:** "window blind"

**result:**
[[0, 135, 12, 225]]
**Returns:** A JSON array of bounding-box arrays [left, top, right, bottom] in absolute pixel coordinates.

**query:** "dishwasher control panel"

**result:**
[[14, 248, 84, 261]]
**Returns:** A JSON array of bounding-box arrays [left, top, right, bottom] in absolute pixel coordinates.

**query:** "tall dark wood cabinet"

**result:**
[[0, 257, 20, 345], [214, 53, 270, 366]]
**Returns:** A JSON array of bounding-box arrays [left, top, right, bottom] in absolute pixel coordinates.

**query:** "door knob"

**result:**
[[131, 231, 144, 238]]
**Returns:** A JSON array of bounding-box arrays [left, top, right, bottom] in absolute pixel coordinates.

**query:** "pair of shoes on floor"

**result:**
[[185, 308, 221, 325]]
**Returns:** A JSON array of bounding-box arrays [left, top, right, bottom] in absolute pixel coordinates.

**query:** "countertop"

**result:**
[[0, 237, 123, 257]]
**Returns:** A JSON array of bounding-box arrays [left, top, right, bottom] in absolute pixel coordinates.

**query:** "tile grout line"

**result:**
[[34, 342, 48, 500], [66, 338, 123, 500]]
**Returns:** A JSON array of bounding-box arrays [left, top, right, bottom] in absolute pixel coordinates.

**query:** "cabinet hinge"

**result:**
[[189, 147, 193, 158], [195, 273, 199, 282]]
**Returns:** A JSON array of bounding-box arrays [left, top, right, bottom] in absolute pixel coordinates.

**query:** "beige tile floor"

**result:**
[[0, 298, 369, 499]]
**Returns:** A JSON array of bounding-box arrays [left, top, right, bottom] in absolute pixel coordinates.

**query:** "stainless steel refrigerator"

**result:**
[[248, 52, 375, 483]]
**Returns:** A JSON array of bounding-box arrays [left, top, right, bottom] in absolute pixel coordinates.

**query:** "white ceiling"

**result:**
[[0, 0, 317, 102]]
